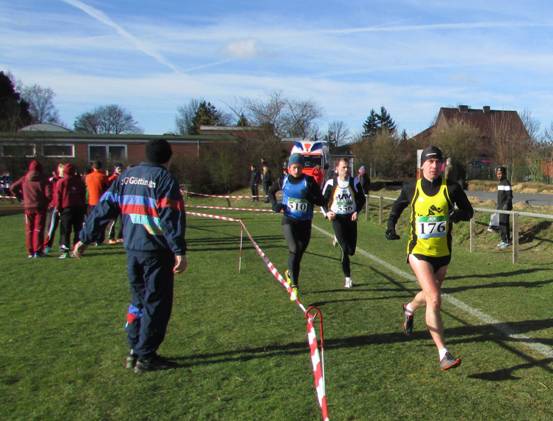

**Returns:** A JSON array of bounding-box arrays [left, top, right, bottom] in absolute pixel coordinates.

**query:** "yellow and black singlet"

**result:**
[[407, 177, 454, 257]]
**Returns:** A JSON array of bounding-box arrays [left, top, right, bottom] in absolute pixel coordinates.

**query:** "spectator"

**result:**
[[43, 163, 64, 254], [57, 163, 87, 259], [107, 163, 124, 244], [261, 163, 273, 203], [354, 165, 371, 195], [74, 139, 187, 373], [85, 161, 109, 213], [10, 160, 51, 258], [496, 166, 513, 249], [249, 164, 260, 201]]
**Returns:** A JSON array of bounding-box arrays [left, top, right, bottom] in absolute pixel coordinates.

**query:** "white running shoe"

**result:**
[[332, 236, 338, 247], [344, 277, 353, 288]]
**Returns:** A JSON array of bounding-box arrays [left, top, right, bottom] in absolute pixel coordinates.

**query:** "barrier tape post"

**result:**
[[187, 211, 330, 420], [305, 306, 329, 421], [238, 226, 244, 273]]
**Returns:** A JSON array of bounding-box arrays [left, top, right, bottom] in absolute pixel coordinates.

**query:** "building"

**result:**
[[412, 105, 529, 154], [0, 124, 239, 173]]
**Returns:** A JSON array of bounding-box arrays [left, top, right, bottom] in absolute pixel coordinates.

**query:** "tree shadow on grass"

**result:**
[[309, 294, 412, 307], [442, 278, 553, 294], [169, 317, 553, 374], [447, 267, 552, 281], [519, 221, 552, 244], [468, 358, 553, 381]]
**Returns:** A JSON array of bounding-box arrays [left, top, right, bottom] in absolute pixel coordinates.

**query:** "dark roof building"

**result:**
[[412, 105, 530, 157]]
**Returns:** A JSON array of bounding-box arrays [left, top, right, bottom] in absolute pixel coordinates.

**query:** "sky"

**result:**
[[2, 0, 553, 137]]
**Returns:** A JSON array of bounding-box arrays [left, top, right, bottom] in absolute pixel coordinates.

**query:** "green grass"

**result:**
[[1, 198, 553, 420]]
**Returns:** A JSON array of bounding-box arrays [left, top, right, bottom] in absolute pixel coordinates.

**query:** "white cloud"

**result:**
[[224, 39, 259, 59]]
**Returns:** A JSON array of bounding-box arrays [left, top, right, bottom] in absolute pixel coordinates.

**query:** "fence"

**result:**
[[365, 194, 553, 264]]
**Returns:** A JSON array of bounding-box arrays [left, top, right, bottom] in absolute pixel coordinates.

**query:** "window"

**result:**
[[88, 144, 127, 162], [89, 145, 107, 161], [43, 144, 74, 158], [1, 144, 36, 157], [109, 145, 126, 161]]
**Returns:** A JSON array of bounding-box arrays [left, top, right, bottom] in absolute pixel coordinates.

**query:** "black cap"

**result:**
[[420, 145, 443, 166], [146, 139, 172, 164]]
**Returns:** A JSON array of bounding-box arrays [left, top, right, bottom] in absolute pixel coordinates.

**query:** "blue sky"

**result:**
[[2, 0, 553, 136]]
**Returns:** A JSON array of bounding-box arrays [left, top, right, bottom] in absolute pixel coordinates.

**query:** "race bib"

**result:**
[[287, 197, 309, 213], [416, 215, 447, 239]]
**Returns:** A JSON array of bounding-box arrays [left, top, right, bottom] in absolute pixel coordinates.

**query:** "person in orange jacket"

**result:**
[[85, 161, 109, 213]]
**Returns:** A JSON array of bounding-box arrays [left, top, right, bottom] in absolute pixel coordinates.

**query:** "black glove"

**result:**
[[272, 203, 285, 213], [449, 210, 461, 223], [385, 228, 400, 240]]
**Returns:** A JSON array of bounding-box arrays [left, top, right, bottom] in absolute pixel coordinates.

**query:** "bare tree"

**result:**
[[243, 91, 322, 138], [324, 120, 351, 147], [74, 104, 141, 134], [20, 84, 61, 124], [429, 120, 481, 169], [490, 113, 531, 181]]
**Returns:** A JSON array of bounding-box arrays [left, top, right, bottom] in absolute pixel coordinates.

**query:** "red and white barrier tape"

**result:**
[[186, 191, 263, 200], [188, 210, 329, 420], [306, 307, 329, 421], [188, 204, 274, 213], [0, 195, 17, 200]]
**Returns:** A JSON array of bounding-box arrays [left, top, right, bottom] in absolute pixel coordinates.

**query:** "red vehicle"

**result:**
[[289, 139, 329, 185]]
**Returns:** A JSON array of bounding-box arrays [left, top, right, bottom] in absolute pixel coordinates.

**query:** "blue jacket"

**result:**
[[80, 162, 186, 256]]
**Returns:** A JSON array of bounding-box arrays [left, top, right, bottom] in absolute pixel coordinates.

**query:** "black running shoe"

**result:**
[[402, 304, 414, 336], [134, 354, 178, 374]]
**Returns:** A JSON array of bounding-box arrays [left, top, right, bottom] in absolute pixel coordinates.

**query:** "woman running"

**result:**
[[322, 158, 366, 288], [386, 145, 473, 370], [269, 153, 324, 301]]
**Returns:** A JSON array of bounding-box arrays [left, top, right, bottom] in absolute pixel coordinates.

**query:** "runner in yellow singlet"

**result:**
[[385, 146, 473, 370]]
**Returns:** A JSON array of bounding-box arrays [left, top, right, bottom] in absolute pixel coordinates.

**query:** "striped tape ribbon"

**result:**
[[188, 204, 274, 213], [186, 191, 263, 199], [187, 211, 330, 420]]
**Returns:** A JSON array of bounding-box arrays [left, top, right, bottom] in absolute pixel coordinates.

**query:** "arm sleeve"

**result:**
[[354, 179, 366, 213], [268, 177, 282, 208], [9, 176, 24, 197], [321, 179, 333, 213], [448, 183, 474, 221], [387, 183, 414, 230], [79, 182, 121, 244], [308, 177, 325, 207], [158, 174, 187, 255]]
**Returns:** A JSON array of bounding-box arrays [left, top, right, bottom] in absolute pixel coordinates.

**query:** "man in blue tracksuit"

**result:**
[[74, 139, 187, 373]]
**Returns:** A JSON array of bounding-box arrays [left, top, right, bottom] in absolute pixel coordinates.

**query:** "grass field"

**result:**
[[1, 196, 553, 420]]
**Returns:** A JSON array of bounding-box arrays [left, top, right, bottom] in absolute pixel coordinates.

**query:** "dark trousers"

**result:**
[[24, 209, 46, 255], [60, 207, 86, 248], [282, 220, 311, 286], [263, 182, 271, 202], [251, 184, 259, 201], [499, 213, 510, 243], [44, 208, 60, 248], [126, 252, 174, 358], [332, 216, 357, 277]]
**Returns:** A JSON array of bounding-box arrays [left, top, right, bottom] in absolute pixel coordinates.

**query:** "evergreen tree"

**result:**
[[236, 113, 249, 127], [378, 106, 397, 133], [0, 71, 32, 131], [189, 101, 223, 134], [362, 109, 379, 137]]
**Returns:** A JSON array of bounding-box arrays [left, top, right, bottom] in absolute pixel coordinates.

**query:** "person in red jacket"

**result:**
[[57, 163, 87, 259], [107, 163, 124, 244], [43, 163, 64, 254], [10, 160, 51, 258]]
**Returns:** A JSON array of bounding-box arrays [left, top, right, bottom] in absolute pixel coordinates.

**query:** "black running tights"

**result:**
[[332, 216, 357, 277], [282, 220, 311, 286]]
